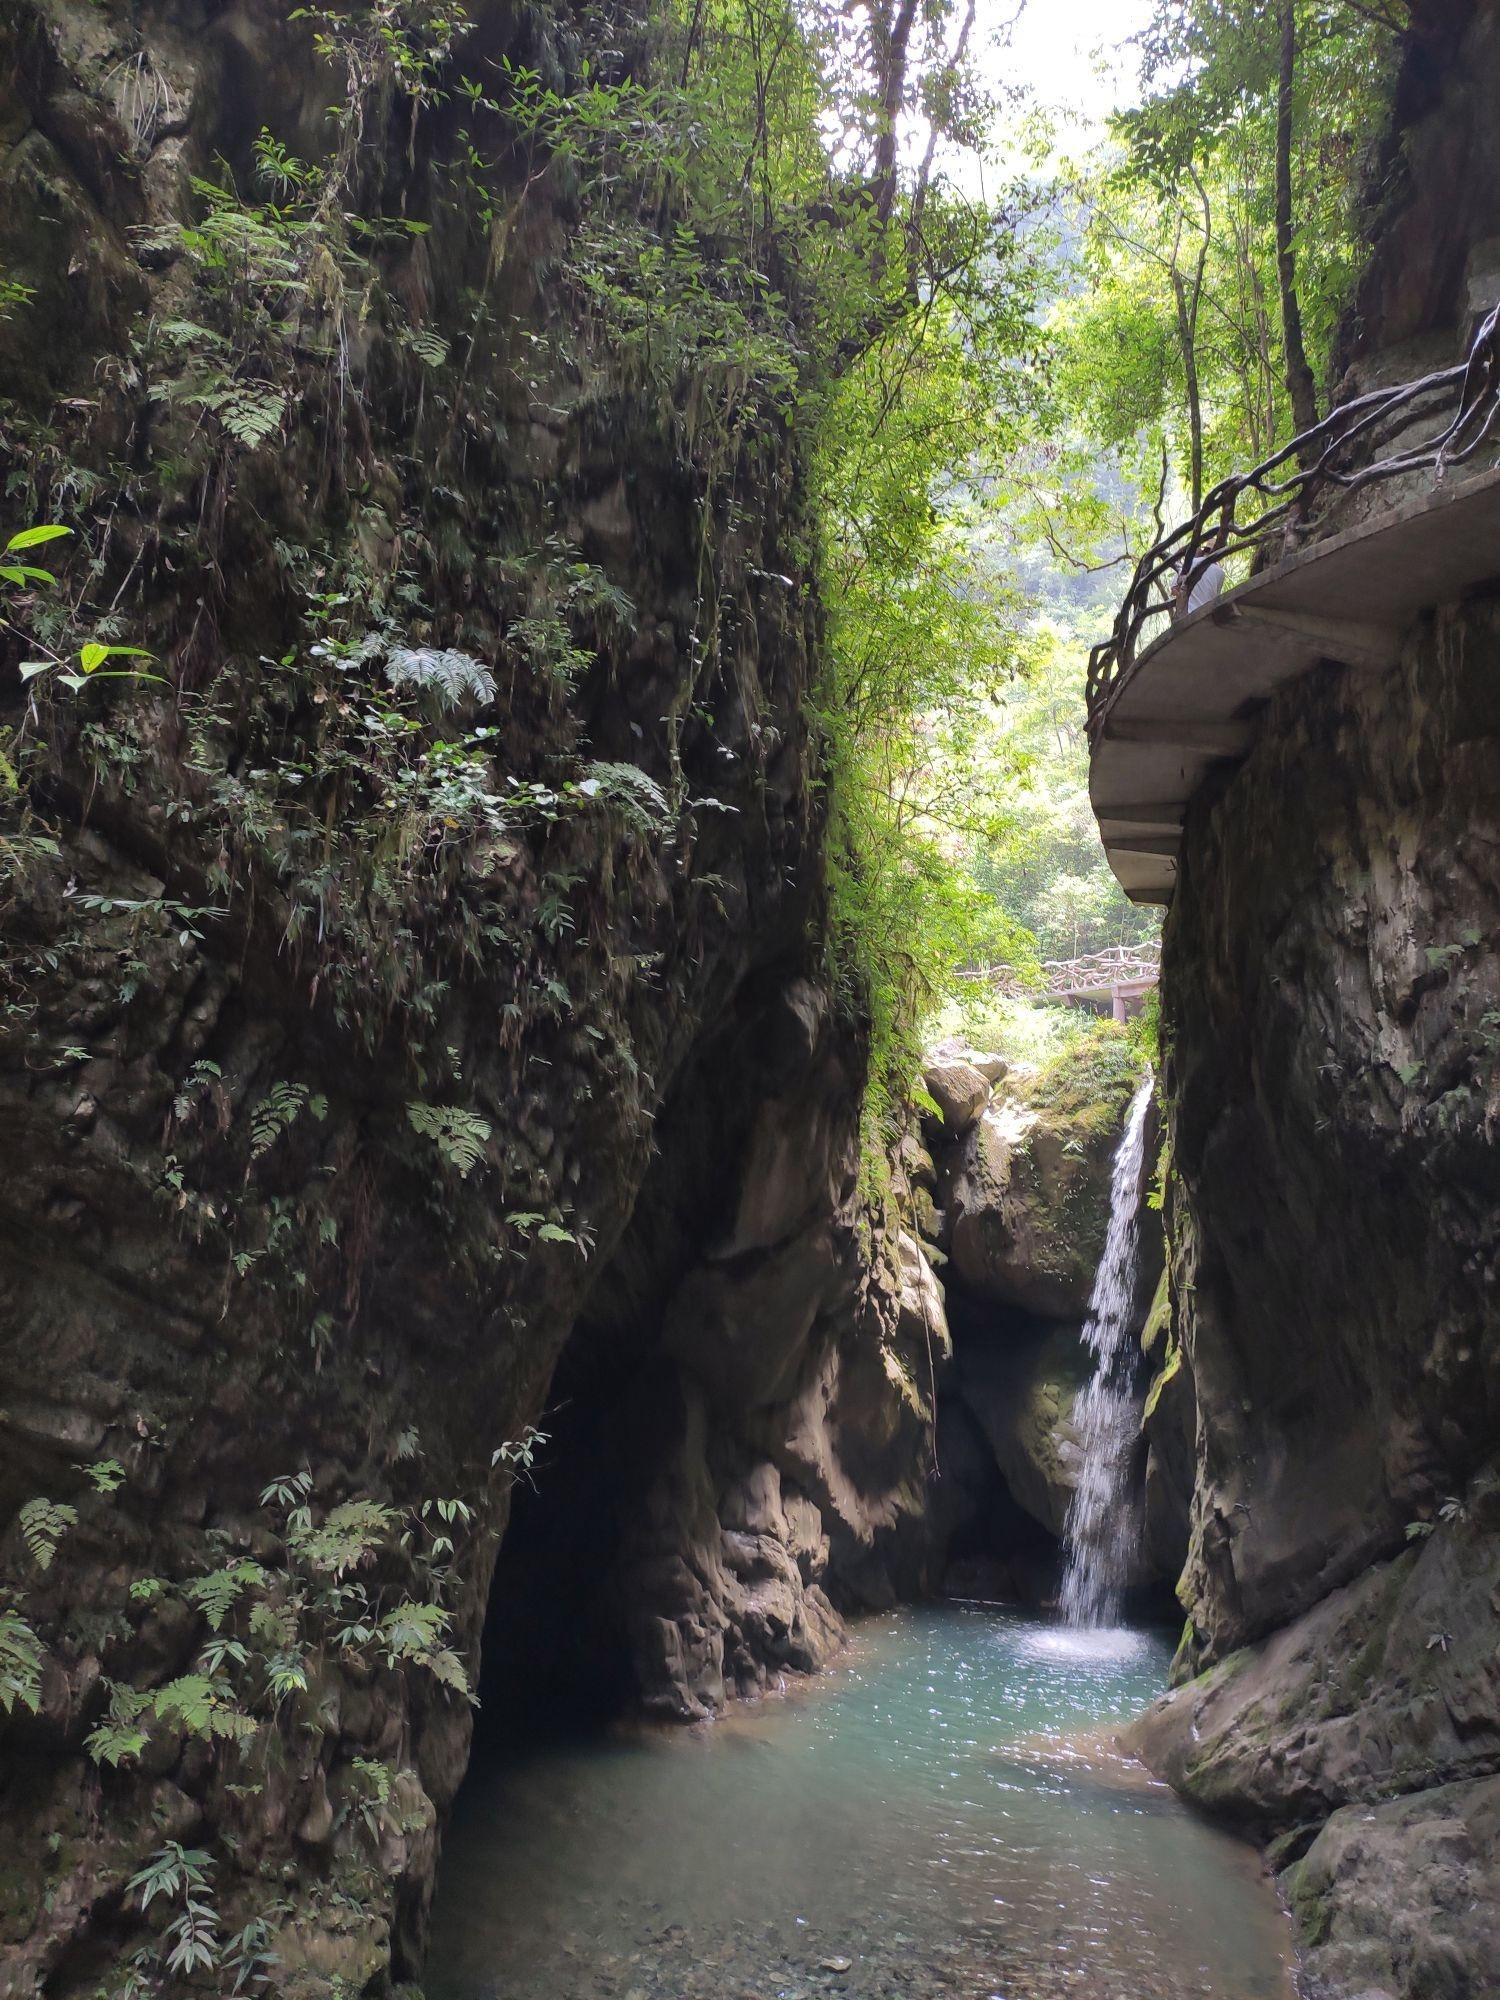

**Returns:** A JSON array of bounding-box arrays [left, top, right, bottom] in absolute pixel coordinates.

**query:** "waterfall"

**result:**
[[1059, 1074, 1154, 1629]]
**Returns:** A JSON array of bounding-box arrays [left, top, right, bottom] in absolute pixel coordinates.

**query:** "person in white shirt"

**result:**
[[1172, 525, 1228, 619]]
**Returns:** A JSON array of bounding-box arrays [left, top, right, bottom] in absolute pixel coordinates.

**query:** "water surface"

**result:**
[[427, 1606, 1295, 2000]]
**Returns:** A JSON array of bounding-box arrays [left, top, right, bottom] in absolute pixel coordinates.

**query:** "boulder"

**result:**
[[1131, 1497, 1500, 1829], [948, 1097, 1121, 1319], [1134, 1514, 1500, 2000], [1283, 1778, 1500, 2000], [921, 1055, 992, 1135], [963, 1049, 1009, 1085]]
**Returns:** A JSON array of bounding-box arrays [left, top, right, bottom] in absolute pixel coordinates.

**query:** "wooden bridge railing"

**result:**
[[1040, 942, 1160, 995], [1086, 302, 1500, 723], [961, 941, 1161, 1000]]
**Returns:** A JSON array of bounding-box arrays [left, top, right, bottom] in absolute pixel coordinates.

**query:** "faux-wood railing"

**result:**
[[1086, 302, 1500, 722]]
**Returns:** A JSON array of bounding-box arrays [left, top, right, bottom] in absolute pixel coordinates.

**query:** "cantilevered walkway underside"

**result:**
[[1087, 308, 1500, 905]]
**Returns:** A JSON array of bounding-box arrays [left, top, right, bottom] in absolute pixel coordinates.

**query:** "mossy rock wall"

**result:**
[[0, 2, 944, 1989]]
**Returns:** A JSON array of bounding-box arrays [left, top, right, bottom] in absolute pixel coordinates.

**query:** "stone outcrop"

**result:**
[[923, 1047, 1007, 1137], [588, 988, 950, 1720], [1138, 576, 1500, 2000], [1284, 1778, 1500, 2000], [950, 1093, 1120, 1318], [1136, 1492, 1500, 1832], [952, 1323, 1088, 1542], [1151, 595, 1500, 1659]]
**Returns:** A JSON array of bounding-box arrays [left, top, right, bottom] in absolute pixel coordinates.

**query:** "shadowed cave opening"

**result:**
[[471, 1334, 670, 1748], [931, 1391, 1064, 1606], [471, 969, 817, 1749]]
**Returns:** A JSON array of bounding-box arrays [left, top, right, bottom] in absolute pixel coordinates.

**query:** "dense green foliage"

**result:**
[[0, 0, 1406, 1150], [1044, 0, 1403, 546]]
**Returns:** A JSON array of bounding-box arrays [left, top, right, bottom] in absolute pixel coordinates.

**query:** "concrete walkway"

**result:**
[[1088, 464, 1500, 903]]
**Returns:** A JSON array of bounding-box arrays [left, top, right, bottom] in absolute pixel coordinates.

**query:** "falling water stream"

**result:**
[[1059, 1074, 1155, 1629]]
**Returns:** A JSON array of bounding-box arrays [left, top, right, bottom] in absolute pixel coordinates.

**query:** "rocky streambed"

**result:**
[[425, 1605, 1295, 2000]]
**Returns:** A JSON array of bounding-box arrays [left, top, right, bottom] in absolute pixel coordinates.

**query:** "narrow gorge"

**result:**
[[1, 2, 1498, 1999]]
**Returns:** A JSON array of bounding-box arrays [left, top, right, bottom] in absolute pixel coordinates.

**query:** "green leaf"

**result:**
[[79, 643, 152, 674], [0, 1609, 44, 1716], [6, 525, 71, 551]]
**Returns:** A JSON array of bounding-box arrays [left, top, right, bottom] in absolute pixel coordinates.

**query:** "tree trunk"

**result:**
[[871, 0, 920, 231], [1171, 266, 1205, 512], [1275, 0, 1321, 445]]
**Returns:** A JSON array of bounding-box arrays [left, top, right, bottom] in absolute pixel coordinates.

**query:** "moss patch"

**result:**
[[1022, 1018, 1144, 1134]]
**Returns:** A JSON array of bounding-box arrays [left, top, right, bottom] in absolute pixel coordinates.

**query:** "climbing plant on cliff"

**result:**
[[486, 0, 1057, 1162]]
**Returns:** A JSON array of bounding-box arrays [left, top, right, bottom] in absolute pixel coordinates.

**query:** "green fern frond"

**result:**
[[573, 759, 670, 832], [19, 1498, 77, 1571], [406, 1101, 491, 1175], [0, 1608, 44, 1714], [385, 646, 497, 706]]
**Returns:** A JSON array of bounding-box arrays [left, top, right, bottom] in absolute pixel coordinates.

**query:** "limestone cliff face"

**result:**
[[0, 3, 943, 1991], [1132, 14, 1500, 1992], [1335, 0, 1493, 386], [1162, 615, 1500, 1660], [1137, 595, 1500, 1996]]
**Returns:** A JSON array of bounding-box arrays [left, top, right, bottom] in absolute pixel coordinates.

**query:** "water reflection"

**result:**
[[426, 1606, 1295, 2000]]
